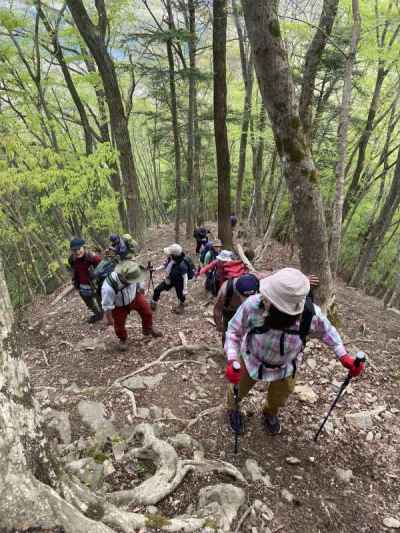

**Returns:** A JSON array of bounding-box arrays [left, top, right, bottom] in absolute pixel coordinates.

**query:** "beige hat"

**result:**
[[259, 268, 310, 315], [164, 243, 183, 256], [212, 239, 223, 248], [115, 261, 146, 284]]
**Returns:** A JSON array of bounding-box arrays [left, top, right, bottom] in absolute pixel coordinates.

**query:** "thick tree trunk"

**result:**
[[67, 0, 143, 239], [242, 0, 334, 309], [329, 0, 361, 277], [213, 0, 232, 248]]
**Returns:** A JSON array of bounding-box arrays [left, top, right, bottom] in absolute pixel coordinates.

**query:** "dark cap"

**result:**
[[70, 238, 85, 250]]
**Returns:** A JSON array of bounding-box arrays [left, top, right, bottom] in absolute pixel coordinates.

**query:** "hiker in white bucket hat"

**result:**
[[224, 268, 365, 435]]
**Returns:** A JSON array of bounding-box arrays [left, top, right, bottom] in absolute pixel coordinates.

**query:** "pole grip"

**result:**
[[354, 351, 366, 367]]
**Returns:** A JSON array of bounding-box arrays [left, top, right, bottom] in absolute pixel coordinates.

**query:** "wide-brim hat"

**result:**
[[216, 250, 234, 262], [259, 268, 310, 315], [115, 261, 146, 284], [164, 243, 183, 256], [212, 239, 223, 248]]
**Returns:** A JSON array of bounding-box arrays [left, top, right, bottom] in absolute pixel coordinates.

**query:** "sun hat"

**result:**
[[235, 274, 259, 296], [216, 250, 234, 262], [70, 238, 85, 250], [164, 243, 183, 256], [115, 262, 146, 284], [212, 239, 223, 248], [259, 268, 310, 315]]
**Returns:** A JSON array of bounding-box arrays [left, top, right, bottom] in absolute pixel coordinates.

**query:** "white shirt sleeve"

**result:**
[[101, 280, 116, 311]]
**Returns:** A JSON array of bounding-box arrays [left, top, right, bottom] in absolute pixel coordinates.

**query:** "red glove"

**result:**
[[339, 354, 365, 378], [226, 360, 242, 384]]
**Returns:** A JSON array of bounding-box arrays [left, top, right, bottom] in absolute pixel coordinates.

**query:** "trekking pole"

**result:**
[[314, 351, 366, 442], [147, 261, 154, 293], [232, 361, 242, 454]]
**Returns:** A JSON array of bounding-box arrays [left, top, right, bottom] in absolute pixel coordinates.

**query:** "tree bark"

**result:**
[[165, 0, 182, 242], [66, 0, 143, 239], [213, 0, 232, 248], [329, 0, 361, 278], [350, 146, 400, 288], [242, 0, 334, 309]]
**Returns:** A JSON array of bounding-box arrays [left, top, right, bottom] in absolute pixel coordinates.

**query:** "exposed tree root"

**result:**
[[107, 423, 246, 506]]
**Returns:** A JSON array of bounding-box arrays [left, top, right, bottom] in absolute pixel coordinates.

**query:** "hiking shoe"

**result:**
[[87, 313, 103, 324], [143, 328, 163, 338], [150, 300, 157, 311], [263, 414, 281, 435], [172, 303, 185, 315], [227, 410, 244, 434], [115, 340, 128, 352]]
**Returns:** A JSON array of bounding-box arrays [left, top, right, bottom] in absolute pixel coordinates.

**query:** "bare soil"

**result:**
[[21, 224, 400, 533]]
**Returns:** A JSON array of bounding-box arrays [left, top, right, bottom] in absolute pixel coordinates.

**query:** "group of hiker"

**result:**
[[68, 224, 365, 435]]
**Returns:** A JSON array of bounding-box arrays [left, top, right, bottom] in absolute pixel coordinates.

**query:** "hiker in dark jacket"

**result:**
[[68, 238, 103, 323], [150, 244, 190, 315], [109, 233, 128, 260], [193, 226, 210, 255], [102, 262, 162, 351], [224, 268, 365, 435]]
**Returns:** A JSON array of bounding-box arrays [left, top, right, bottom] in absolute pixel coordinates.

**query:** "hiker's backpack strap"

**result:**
[[224, 278, 235, 310], [299, 296, 315, 346], [106, 273, 120, 294]]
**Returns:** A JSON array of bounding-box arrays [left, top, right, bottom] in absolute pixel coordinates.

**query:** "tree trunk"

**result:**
[[350, 147, 400, 288], [232, 0, 254, 217], [213, 0, 232, 248], [253, 106, 266, 237], [242, 0, 334, 309], [329, 0, 361, 277], [185, 0, 196, 238], [165, 0, 182, 242], [66, 0, 143, 239]]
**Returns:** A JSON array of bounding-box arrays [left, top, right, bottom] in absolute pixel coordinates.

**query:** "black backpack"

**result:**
[[184, 256, 196, 280], [247, 296, 316, 379]]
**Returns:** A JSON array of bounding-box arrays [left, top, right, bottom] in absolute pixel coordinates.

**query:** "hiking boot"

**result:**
[[150, 300, 157, 311], [143, 328, 163, 338], [87, 312, 103, 324], [227, 410, 244, 434], [263, 414, 281, 435], [115, 340, 128, 352], [172, 303, 185, 315]]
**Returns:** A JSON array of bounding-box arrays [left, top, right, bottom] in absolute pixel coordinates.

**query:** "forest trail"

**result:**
[[21, 224, 400, 533]]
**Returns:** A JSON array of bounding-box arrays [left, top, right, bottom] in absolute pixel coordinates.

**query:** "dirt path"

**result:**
[[21, 224, 400, 532]]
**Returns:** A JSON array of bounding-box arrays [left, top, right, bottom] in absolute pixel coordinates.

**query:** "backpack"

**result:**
[[223, 278, 235, 309], [247, 296, 316, 379], [183, 256, 196, 280], [222, 260, 248, 281], [91, 258, 116, 285], [121, 233, 139, 257], [205, 269, 220, 296], [200, 243, 216, 265], [105, 273, 122, 294]]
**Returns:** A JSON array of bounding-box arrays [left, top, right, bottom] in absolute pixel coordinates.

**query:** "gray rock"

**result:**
[[245, 459, 272, 487], [197, 483, 245, 531], [136, 407, 150, 419], [281, 489, 294, 503], [103, 459, 115, 476], [286, 456, 301, 465], [112, 441, 126, 462], [44, 409, 71, 445], [146, 505, 158, 514], [66, 457, 104, 490], [253, 500, 274, 521], [335, 468, 353, 483], [149, 405, 163, 419], [123, 373, 165, 391], [76, 336, 106, 352], [294, 384, 318, 404], [78, 400, 115, 444], [366, 431, 374, 442], [383, 517, 400, 529], [169, 433, 194, 449], [345, 412, 373, 431], [65, 382, 81, 393]]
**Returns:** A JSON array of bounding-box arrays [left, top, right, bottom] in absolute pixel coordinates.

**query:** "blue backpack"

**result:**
[[91, 258, 116, 285]]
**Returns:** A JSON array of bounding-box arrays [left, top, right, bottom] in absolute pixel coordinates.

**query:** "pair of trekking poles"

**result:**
[[231, 351, 366, 454]]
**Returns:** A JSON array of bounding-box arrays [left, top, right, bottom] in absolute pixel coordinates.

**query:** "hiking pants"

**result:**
[[112, 292, 153, 341], [79, 292, 102, 317], [153, 279, 185, 304], [226, 359, 296, 416], [222, 309, 236, 346]]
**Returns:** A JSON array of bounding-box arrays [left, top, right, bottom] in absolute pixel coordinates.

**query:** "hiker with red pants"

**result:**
[[224, 268, 365, 435], [101, 262, 162, 351], [68, 238, 103, 323]]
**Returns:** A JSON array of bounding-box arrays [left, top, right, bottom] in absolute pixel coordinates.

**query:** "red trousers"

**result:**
[[111, 292, 153, 341]]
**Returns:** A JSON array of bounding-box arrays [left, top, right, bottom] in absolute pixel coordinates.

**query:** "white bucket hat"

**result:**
[[164, 243, 183, 256], [259, 268, 310, 315], [216, 250, 234, 262]]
